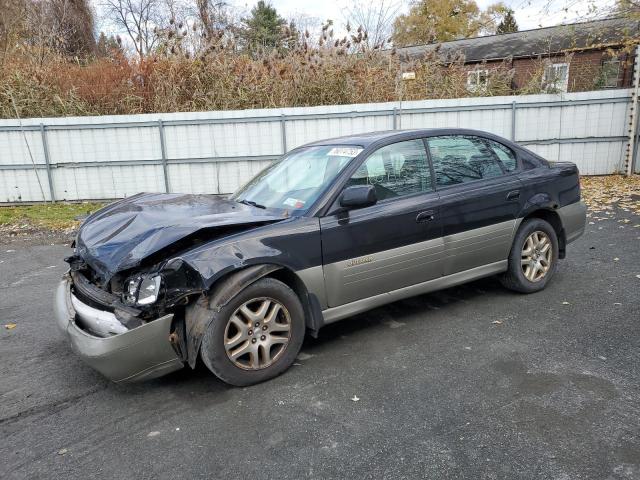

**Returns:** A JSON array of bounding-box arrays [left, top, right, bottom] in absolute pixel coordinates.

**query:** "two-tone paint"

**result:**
[[55, 128, 587, 382]]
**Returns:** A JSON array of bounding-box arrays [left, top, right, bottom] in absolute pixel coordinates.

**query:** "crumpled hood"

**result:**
[[75, 193, 285, 280]]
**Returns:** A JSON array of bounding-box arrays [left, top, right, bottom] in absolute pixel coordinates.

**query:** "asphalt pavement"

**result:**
[[1, 209, 639, 480]]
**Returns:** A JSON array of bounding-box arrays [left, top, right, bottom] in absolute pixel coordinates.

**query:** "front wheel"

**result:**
[[500, 218, 559, 293], [200, 277, 305, 386]]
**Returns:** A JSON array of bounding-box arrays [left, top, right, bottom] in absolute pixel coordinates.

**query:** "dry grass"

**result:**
[[0, 202, 105, 230], [1, 34, 580, 119]]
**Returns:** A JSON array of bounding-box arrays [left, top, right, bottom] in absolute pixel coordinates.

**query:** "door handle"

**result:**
[[506, 190, 520, 201], [416, 210, 436, 223]]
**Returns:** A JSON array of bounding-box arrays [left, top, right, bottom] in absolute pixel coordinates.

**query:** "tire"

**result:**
[[200, 277, 305, 386], [499, 218, 559, 294]]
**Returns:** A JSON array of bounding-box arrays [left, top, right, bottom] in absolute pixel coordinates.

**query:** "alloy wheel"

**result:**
[[224, 297, 292, 370], [521, 230, 553, 282]]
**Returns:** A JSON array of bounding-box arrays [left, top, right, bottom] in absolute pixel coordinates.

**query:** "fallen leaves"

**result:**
[[4, 323, 17, 330], [581, 175, 640, 216]]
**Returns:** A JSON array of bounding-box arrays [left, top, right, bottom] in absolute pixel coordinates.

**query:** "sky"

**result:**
[[257, 0, 616, 31]]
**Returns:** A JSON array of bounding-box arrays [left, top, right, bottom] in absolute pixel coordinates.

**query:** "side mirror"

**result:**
[[339, 185, 377, 209]]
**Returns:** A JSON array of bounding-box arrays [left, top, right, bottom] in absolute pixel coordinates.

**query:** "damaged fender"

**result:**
[[183, 264, 282, 368]]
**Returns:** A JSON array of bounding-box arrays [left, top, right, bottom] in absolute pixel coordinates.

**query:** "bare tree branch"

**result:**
[[343, 0, 402, 48], [102, 0, 162, 58]]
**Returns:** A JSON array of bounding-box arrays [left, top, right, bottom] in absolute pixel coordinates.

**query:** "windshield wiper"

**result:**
[[238, 199, 266, 209]]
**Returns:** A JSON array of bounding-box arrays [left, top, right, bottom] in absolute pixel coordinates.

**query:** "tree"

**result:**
[[96, 31, 124, 57], [342, 0, 402, 49], [240, 0, 287, 53], [496, 7, 518, 34], [102, 0, 163, 58], [613, 0, 640, 14], [194, 0, 238, 41], [392, 0, 503, 47], [0, 0, 26, 66], [50, 0, 97, 55]]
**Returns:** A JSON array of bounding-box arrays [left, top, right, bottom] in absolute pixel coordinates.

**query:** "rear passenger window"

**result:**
[[486, 139, 517, 172], [426, 135, 504, 187], [345, 139, 432, 201]]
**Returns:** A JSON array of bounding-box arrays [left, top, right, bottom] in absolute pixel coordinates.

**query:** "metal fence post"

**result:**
[[392, 108, 398, 130], [158, 120, 170, 192], [632, 104, 640, 174], [280, 114, 287, 154], [39, 124, 56, 201], [511, 101, 517, 141], [626, 45, 640, 176]]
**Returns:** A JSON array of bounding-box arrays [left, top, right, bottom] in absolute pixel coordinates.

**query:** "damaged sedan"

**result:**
[[54, 129, 586, 386]]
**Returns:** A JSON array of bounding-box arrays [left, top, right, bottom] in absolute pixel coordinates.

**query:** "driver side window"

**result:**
[[344, 139, 432, 201]]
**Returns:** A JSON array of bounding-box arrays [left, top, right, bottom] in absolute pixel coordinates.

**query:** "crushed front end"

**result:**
[[54, 255, 204, 383]]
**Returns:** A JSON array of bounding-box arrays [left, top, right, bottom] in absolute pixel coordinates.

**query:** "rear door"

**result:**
[[320, 138, 444, 307], [425, 134, 524, 276]]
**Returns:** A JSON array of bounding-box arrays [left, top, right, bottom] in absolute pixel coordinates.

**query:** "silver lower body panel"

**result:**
[[54, 278, 184, 383], [322, 260, 508, 324], [558, 200, 587, 244]]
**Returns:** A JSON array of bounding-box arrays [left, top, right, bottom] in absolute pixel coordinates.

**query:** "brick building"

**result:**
[[396, 17, 640, 93]]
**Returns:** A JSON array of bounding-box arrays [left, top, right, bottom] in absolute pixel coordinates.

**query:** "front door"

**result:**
[[425, 134, 524, 276], [320, 138, 444, 307]]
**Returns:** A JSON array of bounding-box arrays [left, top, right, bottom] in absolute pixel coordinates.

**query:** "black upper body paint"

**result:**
[[70, 128, 581, 310]]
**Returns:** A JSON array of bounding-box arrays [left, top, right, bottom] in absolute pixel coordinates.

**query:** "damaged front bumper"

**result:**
[[54, 276, 184, 383]]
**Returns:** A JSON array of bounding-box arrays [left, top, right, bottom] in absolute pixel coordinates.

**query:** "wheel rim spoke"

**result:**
[[258, 344, 271, 365], [225, 331, 249, 350], [224, 297, 292, 371], [228, 340, 252, 361], [521, 230, 553, 283]]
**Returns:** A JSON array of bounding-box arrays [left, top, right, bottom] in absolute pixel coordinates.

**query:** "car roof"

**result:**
[[302, 128, 508, 148]]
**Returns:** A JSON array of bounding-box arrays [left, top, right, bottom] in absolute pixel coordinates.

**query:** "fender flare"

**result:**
[[183, 264, 282, 368]]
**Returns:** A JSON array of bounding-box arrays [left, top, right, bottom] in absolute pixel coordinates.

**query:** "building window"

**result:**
[[601, 59, 620, 88], [542, 63, 569, 93], [467, 69, 488, 92]]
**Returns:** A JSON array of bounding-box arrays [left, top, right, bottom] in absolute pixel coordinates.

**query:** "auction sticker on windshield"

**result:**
[[328, 147, 363, 157], [283, 197, 306, 208]]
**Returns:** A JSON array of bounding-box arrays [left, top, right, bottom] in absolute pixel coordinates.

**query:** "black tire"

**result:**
[[200, 277, 305, 386], [499, 218, 559, 293]]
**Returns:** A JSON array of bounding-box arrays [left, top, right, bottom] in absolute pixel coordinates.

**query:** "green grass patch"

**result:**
[[0, 202, 106, 230]]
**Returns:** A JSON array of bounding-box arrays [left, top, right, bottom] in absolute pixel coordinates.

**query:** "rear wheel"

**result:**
[[500, 218, 559, 293], [200, 278, 305, 386]]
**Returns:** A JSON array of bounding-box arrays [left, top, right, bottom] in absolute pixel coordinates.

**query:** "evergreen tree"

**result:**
[[496, 8, 518, 34], [241, 1, 287, 53]]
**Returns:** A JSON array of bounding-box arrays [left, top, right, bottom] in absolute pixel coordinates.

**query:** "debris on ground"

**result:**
[[4, 323, 17, 330], [0, 202, 105, 245], [351, 395, 360, 402], [581, 175, 640, 215]]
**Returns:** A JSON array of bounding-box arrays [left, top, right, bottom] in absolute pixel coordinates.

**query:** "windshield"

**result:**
[[231, 145, 362, 214]]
